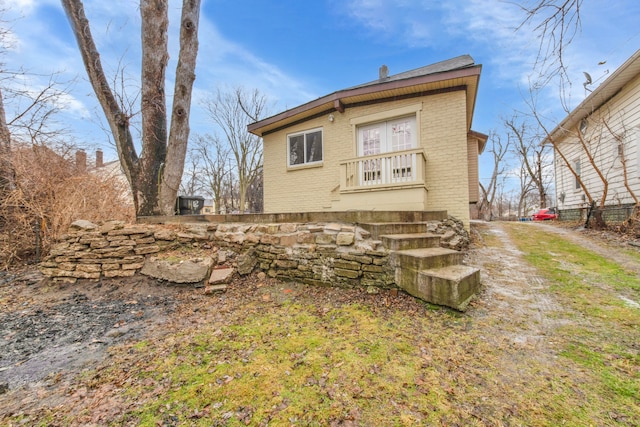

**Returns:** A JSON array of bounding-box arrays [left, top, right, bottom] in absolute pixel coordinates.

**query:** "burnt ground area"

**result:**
[[0, 270, 190, 413]]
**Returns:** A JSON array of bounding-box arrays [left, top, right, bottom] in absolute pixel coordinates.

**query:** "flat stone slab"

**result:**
[[209, 266, 234, 284], [204, 284, 228, 295], [140, 257, 213, 284]]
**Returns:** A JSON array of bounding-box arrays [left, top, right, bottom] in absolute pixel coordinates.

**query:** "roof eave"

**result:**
[[469, 130, 489, 154], [248, 65, 482, 137]]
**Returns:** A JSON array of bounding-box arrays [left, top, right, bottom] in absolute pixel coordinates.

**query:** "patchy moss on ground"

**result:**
[[2, 222, 639, 426]]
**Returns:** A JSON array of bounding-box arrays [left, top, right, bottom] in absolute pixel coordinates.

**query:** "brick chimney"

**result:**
[[76, 150, 87, 172], [96, 149, 104, 168]]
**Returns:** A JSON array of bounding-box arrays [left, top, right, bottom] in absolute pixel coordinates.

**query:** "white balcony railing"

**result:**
[[340, 148, 426, 191]]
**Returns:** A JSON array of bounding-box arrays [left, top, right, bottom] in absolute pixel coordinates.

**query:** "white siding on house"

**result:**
[[555, 72, 640, 210]]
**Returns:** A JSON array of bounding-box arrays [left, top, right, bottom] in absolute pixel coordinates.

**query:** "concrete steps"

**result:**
[[365, 221, 480, 311], [360, 222, 429, 239], [390, 247, 463, 271], [381, 233, 441, 251]]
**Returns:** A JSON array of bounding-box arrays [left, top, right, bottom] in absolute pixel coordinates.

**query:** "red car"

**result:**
[[532, 208, 558, 221]]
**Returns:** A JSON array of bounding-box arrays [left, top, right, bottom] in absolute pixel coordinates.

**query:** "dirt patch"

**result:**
[[0, 271, 189, 414], [466, 222, 565, 354]]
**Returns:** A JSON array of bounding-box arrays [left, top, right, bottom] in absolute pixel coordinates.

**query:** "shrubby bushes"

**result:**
[[0, 144, 134, 269]]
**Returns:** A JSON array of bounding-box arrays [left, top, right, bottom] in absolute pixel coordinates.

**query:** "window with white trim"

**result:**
[[357, 115, 416, 156], [357, 115, 417, 184], [287, 128, 323, 167], [574, 158, 581, 190]]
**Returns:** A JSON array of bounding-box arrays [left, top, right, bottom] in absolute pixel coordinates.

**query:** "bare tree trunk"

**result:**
[[135, 0, 169, 215], [602, 119, 639, 207], [61, 0, 138, 200], [160, 0, 200, 215], [61, 0, 201, 216], [479, 132, 510, 221]]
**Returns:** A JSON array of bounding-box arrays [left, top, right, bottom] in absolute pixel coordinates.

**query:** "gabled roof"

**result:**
[[248, 55, 482, 137], [544, 49, 640, 142]]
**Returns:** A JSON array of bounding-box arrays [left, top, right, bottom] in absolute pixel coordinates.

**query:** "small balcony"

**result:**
[[340, 148, 427, 192]]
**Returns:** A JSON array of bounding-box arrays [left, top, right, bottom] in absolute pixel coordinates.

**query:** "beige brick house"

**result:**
[[248, 55, 487, 229]]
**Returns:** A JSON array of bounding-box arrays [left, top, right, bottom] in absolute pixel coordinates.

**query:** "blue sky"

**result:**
[[3, 0, 640, 184]]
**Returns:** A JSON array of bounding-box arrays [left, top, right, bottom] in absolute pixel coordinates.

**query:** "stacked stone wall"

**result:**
[[40, 217, 468, 290], [40, 220, 395, 288]]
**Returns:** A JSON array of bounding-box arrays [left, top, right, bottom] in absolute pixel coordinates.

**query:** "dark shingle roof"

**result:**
[[349, 54, 476, 90]]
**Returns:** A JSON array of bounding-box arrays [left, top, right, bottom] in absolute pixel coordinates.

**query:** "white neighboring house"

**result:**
[[545, 49, 640, 221]]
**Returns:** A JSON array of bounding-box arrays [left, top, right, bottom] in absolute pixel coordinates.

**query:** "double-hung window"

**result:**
[[288, 128, 323, 167]]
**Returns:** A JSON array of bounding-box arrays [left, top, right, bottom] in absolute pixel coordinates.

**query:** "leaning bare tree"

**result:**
[[202, 87, 267, 213], [61, 0, 201, 216]]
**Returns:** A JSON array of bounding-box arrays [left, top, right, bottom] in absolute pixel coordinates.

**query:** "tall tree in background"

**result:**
[[203, 87, 267, 213], [504, 115, 552, 210], [478, 132, 511, 221], [190, 134, 231, 214], [61, 0, 201, 216]]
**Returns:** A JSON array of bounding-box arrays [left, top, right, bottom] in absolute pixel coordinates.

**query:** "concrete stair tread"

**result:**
[[419, 264, 479, 280], [394, 247, 458, 257], [360, 222, 430, 239], [380, 233, 441, 250], [379, 232, 439, 239], [362, 221, 430, 226]]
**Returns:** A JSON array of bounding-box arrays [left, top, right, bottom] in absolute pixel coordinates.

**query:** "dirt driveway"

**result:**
[[1, 220, 638, 423]]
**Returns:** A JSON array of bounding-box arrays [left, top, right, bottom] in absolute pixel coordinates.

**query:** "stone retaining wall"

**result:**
[[39, 217, 467, 291], [39, 220, 394, 288]]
